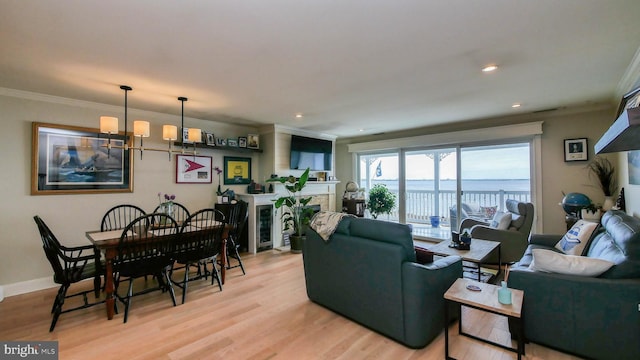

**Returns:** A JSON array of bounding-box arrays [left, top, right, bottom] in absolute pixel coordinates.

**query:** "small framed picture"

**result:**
[[182, 128, 192, 144], [216, 137, 227, 146], [228, 138, 238, 147], [238, 136, 247, 148], [221, 196, 230, 204], [247, 134, 259, 149], [205, 132, 215, 146], [564, 138, 588, 162]]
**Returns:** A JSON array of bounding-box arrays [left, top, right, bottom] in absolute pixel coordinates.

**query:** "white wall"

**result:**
[[0, 91, 261, 294], [335, 106, 636, 235]]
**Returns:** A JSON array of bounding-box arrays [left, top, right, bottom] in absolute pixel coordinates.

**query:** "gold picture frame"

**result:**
[[31, 122, 133, 195]]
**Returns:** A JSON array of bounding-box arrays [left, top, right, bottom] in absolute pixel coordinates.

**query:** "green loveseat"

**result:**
[[508, 210, 640, 360], [303, 217, 462, 348]]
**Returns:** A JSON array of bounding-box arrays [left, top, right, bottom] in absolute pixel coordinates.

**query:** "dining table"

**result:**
[[86, 224, 229, 320]]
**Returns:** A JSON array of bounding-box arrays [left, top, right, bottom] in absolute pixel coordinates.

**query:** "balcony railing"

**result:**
[[382, 189, 531, 224]]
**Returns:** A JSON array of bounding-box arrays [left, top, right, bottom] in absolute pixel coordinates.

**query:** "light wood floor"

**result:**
[[0, 250, 583, 360]]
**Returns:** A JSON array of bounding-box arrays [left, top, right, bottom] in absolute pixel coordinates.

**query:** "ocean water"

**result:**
[[361, 179, 530, 192]]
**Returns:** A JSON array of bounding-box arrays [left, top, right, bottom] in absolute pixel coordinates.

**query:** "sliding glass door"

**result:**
[[458, 143, 531, 226], [404, 148, 457, 239], [358, 152, 399, 221], [356, 142, 532, 241]]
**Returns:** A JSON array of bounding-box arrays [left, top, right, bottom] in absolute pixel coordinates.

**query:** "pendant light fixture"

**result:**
[[98, 85, 200, 160], [179, 96, 202, 155]]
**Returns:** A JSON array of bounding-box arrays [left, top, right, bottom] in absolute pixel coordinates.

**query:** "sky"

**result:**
[[363, 144, 530, 180]]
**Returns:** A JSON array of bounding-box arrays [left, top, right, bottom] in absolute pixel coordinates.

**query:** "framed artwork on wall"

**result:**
[[176, 154, 212, 184], [224, 156, 251, 185], [31, 122, 133, 195], [238, 136, 247, 148], [227, 138, 238, 147], [182, 128, 192, 144], [564, 138, 588, 162], [247, 134, 259, 149], [205, 132, 216, 146], [215, 137, 227, 146]]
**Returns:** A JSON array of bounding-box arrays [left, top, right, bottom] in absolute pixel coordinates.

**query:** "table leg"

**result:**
[[104, 254, 115, 320], [220, 238, 226, 285]]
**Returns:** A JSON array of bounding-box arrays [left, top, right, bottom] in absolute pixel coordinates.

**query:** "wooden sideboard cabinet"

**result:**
[[342, 199, 365, 217]]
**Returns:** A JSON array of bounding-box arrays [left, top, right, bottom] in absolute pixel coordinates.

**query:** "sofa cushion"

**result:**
[[554, 220, 599, 256], [491, 211, 511, 230], [340, 217, 416, 261], [529, 249, 614, 276], [510, 214, 526, 230], [586, 210, 640, 279], [506, 199, 527, 215]]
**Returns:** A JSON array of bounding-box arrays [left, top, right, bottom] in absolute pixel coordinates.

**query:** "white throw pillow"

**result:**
[[529, 249, 614, 277], [490, 211, 512, 230], [554, 220, 599, 255]]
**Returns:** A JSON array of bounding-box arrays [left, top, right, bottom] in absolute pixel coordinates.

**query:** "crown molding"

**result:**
[[617, 46, 640, 97]]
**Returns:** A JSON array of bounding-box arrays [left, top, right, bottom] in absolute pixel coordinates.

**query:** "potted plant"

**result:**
[[586, 157, 618, 210], [366, 184, 396, 219], [267, 168, 314, 253]]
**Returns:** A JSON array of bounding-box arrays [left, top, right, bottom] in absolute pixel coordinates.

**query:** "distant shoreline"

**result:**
[[364, 179, 530, 191]]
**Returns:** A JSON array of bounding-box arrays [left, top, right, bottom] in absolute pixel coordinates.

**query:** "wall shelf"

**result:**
[[173, 142, 263, 153]]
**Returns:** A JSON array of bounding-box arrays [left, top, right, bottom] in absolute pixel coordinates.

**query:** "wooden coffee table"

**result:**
[[444, 278, 525, 360], [427, 238, 501, 282]]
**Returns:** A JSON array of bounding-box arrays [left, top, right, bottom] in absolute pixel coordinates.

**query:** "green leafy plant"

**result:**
[[267, 168, 314, 236], [366, 184, 396, 219], [587, 157, 618, 196]]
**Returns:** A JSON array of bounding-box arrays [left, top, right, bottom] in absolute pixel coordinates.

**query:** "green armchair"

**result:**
[[457, 199, 534, 263]]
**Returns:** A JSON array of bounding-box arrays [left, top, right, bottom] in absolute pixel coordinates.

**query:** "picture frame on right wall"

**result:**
[[564, 138, 588, 162]]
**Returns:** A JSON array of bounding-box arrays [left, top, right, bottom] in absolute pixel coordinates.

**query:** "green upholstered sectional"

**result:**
[[302, 216, 462, 348], [509, 210, 640, 360]]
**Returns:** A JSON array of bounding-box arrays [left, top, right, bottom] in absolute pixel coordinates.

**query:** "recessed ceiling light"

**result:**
[[295, 113, 303, 118], [512, 103, 521, 108], [482, 64, 498, 72]]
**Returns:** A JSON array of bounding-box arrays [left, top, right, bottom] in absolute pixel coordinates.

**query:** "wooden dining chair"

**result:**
[[152, 202, 190, 224], [113, 213, 178, 323], [215, 201, 248, 275], [34, 215, 104, 331], [100, 204, 146, 231], [170, 208, 226, 304]]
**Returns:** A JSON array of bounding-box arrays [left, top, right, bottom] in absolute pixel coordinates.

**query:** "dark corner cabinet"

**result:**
[[342, 199, 366, 217]]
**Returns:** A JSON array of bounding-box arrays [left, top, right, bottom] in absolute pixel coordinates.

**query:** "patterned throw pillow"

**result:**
[[554, 220, 599, 255], [481, 206, 497, 219]]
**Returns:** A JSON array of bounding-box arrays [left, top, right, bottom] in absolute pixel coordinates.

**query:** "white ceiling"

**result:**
[[2, 0, 640, 138]]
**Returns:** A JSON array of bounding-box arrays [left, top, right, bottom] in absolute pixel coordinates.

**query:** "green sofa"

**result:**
[[508, 210, 640, 360], [303, 217, 462, 348]]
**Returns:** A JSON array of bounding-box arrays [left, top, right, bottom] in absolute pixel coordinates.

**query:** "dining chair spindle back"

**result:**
[[113, 213, 178, 323], [33, 215, 104, 331]]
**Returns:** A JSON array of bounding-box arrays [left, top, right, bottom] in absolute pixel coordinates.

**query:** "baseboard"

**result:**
[[1, 277, 57, 300]]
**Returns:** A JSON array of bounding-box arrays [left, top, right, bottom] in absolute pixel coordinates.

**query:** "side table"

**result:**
[[444, 278, 525, 360]]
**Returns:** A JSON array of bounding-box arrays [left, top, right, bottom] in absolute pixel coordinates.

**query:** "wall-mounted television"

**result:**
[[290, 135, 332, 171]]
